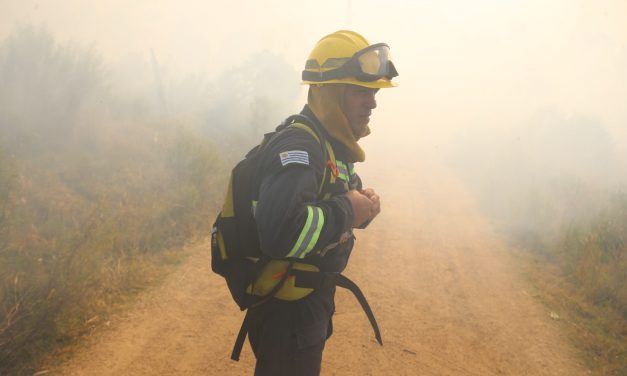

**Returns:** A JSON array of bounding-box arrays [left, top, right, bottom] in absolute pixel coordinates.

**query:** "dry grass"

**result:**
[[514, 245, 626, 376], [474, 177, 627, 375], [0, 24, 296, 375], [36, 246, 194, 370], [0, 125, 226, 374]]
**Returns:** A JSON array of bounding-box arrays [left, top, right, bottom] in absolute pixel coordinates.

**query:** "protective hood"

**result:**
[[307, 84, 370, 162]]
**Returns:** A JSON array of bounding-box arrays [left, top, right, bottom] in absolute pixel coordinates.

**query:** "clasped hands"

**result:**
[[344, 188, 381, 228]]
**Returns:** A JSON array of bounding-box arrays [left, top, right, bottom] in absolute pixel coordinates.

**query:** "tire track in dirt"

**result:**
[[51, 155, 588, 375]]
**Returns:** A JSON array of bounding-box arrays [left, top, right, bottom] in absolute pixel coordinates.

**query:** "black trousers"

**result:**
[[247, 298, 333, 376]]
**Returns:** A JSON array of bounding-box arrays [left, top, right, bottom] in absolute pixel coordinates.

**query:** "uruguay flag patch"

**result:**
[[279, 150, 309, 166]]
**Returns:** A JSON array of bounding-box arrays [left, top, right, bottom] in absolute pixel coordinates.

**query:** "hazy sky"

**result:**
[[2, 0, 626, 158]]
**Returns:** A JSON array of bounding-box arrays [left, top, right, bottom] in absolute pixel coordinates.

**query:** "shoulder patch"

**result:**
[[279, 150, 309, 166]]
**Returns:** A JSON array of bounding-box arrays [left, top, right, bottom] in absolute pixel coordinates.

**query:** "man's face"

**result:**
[[343, 84, 379, 138]]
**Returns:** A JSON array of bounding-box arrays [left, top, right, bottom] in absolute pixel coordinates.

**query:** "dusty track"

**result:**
[[51, 156, 587, 375]]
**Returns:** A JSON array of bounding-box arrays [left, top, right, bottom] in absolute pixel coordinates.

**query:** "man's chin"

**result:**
[[356, 124, 370, 139], [350, 120, 370, 139]]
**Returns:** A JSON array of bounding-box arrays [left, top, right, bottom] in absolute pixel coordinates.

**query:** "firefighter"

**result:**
[[247, 30, 398, 375]]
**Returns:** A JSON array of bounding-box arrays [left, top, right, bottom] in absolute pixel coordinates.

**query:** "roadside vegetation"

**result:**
[[453, 112, 627, 375], [0, 26, 298, 375], [509, 186, 626, 375]]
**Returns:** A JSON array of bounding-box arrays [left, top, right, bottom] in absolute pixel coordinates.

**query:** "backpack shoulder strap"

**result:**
[[288, 122, 321, 145], [284, 114, 332, 198], [285, 113, 324, 142]]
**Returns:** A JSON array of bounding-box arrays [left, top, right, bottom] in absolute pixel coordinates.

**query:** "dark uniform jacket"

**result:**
[[253, 105, 364, 348]]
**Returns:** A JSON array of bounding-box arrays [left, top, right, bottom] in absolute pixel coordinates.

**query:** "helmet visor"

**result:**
[[356, 44, 390, 76], [302, 43, 398, 84], [346, 43, 397, 82]]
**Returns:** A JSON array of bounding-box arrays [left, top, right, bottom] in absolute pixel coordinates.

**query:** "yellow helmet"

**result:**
[[302, 30, 398, 89]]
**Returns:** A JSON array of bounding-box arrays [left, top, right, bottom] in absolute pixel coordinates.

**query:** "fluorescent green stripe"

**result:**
[[286, 206, 325, 258], [336, 161, 349, 181], [287, 206, 314, 257], [300, 207, 324, 258]]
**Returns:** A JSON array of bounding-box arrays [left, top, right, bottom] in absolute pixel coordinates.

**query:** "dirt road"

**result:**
[[51, 156, 588, 375]]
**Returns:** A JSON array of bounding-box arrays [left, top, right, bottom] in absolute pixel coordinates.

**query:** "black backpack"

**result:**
[[210, 113, 328, 310]]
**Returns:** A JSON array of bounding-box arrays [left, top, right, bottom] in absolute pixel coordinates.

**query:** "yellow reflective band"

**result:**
[[300, 206, 324, 258], [286, 206, 325, 258], [325, 141, 336, 185], [286, 206, 314, 257], [217, 231, 227, 260], [319, 162, 328, 196]]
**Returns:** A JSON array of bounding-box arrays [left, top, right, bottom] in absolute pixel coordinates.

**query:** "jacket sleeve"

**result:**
[[255, 128, 354, 259], [349, 167, 372, 229]]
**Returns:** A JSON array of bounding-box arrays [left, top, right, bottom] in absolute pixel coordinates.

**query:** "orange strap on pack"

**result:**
[[326, 159, 339, 178]]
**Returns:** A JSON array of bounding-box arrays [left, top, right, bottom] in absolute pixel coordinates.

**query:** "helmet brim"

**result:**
[[302, 77, 397, 89]]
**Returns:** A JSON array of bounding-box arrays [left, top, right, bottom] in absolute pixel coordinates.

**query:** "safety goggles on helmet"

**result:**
[[302, 43, 398, 83]]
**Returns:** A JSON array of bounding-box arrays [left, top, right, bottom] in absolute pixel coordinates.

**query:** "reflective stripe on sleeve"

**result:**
[[286, 206, 325, 258]]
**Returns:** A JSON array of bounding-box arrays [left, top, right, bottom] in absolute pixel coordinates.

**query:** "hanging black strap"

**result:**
[[335, 274, 383, 345], [231, 308, 252, 361], [293, 270, 383, 346], [231, 260, 296, 361], [231, 269, 382, 361]]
